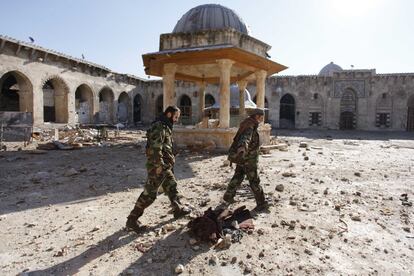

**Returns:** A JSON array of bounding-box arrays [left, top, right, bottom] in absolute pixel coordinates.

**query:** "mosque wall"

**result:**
[[2, 35, 414, 131]]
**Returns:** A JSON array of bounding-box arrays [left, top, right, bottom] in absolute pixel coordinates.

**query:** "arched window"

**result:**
[[134, 94, 143, 123], [98, 87, 115, 123], [279, 94, 295, 128], [75, 84, 93, 124], [42, 78, 69, 123], [179, 95, 192, 125], [205, 94, 215, 108], [117, 92, 130, 123]]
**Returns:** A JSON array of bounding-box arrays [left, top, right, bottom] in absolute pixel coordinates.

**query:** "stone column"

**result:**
[[217, 59, 234, 128], [255, 70, 267, 108], [162, 63, 177, 110], [197, 81, 206, 122], [32, 84, 43, 125], [237, 80, 248, 117], [17, 89, 32, 113]]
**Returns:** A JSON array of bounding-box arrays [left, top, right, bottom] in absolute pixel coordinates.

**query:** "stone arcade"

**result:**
[[1, 4, 414, 146]]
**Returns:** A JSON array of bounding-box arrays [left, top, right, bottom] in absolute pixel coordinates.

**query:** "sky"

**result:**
[[1, 0, 413, 78]]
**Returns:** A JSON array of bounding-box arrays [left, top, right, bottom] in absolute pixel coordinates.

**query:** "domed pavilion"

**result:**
[[142, 4, 287, 149]]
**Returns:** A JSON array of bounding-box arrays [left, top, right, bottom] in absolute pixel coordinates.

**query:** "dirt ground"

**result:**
[[0, 129, 413, 276]]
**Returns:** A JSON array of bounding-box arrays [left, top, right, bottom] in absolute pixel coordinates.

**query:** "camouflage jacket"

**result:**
[[228, 117, 260, 163], [145, 115, 175, 170]]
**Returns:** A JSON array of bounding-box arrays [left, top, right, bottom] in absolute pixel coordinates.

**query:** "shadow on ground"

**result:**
[[26, 217, 182, 276], [0, 142, 218, 216]]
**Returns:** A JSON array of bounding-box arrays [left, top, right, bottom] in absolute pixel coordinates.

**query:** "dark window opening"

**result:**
[[376, 113, 390, 128], [309, 112, 321, 126]]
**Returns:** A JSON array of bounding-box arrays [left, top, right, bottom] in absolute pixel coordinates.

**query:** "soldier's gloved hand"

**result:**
[[155, 166, 163, 175]]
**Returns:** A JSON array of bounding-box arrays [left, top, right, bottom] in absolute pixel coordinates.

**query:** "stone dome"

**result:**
[[172, 4, 249, 34], [319, 62, 343, 76]]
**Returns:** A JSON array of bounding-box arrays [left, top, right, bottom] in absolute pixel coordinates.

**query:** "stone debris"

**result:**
[[282, 172, 296, 177], [1, 130, 414, 275], [175, 264, 184, 274], [64, 168, 78, 177], [400, 193, 413, 207], [275, 184, 285, 192]]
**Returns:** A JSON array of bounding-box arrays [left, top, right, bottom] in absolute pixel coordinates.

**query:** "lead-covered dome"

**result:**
[[172, 4, 249, 34], [319, 62, 343, 76]]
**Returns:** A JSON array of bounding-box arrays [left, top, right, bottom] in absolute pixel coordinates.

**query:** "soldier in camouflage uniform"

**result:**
[[223, 108, 268, 210], [126, 106, 190, 232]]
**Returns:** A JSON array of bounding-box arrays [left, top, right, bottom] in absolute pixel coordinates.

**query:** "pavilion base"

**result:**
[[173, 124, 271, 151]]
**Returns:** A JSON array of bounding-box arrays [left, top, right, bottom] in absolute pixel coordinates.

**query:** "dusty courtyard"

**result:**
[[0, 129, 413, 276]]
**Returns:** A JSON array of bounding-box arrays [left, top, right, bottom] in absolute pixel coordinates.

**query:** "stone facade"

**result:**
[[1, 35, 414, 131]]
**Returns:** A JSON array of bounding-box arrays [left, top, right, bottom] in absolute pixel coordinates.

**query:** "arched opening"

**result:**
[[98, 87, 114, 123], [155, 95, 163, 117], [253, 95, 269, 122], [407, 95, 414, 131], [204, 93, 216, 118], [279, 94, 295, 128], [0, 75, 19, 111], [205, 94, 215, 108], [75, 84, 93, 124], [133, 94, 143, 124], [0, 71, 33, 113], [340, 88, 357, 130], [42, 78, 69, 123], [179, 94, 192, 125], [117, 92, 130, 123]]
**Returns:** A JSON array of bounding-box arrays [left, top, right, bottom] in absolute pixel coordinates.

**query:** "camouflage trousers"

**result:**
[[224, 162, 264, 203], [130, 167, 179, 217]]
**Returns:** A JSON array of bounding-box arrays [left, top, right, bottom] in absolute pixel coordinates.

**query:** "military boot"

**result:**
[[223, 192, 236, 204], [171, 200, 191, 219], [254, 191, 269, 212], [126, 207, 144, 233]]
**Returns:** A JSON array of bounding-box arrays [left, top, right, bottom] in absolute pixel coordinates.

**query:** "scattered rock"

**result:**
[[175, 264, 184, 274], [351, 214, 361, 221], [282, 172, 296, 178], [304, 248, 313, 255], [259, 250, 265, 258], [53, 246, 67, 257], [299, 142, 308, 148], [221, 160, 230, 167], [64, 168, 78, 177], [209, 255, 218, 265], [243, 265, 252, 274], [90, 226, 100, 232], [275, 184, 284, 192]]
